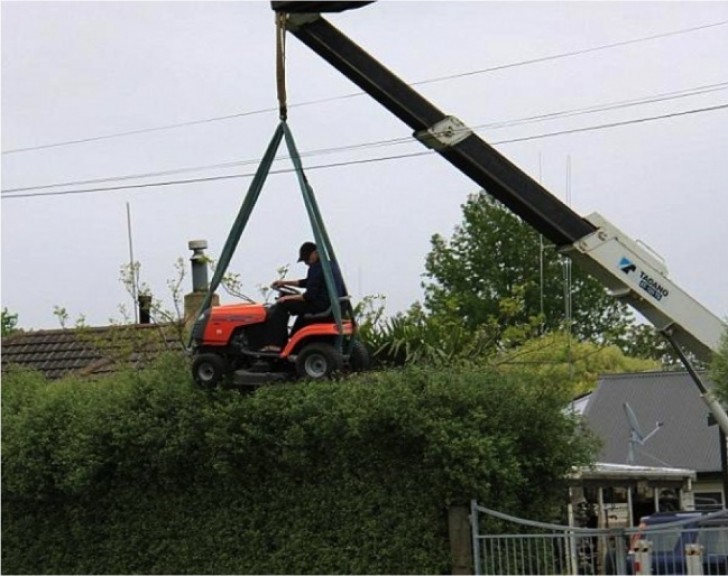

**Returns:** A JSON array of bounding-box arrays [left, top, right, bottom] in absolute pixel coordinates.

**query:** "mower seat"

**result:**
[[302, 296, 352, 321]]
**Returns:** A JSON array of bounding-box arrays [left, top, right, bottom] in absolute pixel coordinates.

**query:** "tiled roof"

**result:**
[[1, 324, 186, 380], [583, 371, 720, 474]]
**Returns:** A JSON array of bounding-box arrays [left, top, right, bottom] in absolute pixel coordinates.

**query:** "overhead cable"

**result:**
[[2, 19, 726, 155], [3, 102, 726, 201], [410, 19, 728, 86], [4, 82, 726, 195]]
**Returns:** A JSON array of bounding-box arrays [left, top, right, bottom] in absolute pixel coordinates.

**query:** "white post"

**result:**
[[566, 488, 578, 576], [633, 539, 652, 576], [627, 486, 634, 526], [685, 543, 704, 576]]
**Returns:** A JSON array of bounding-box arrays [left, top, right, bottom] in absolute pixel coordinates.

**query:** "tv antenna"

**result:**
[[623, 402, 663, 465]]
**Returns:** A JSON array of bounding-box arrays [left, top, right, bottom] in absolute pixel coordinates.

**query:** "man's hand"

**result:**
[[277, 294, 303, 303], [272, 279, 299, 289]]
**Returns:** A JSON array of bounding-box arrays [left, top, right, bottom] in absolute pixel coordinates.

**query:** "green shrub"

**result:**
[[2, 353, 595, 574], [712, 329, 728, 404]]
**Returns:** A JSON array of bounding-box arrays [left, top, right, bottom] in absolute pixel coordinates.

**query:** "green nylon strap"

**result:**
[[281, 122, 344, 347], [187, 120, 347, 351], [186, 123, 284, 349]]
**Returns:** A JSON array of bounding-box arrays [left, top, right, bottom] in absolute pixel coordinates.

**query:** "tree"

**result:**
[[423, 191, 634, 347], [712, 328, 728, 404], [2, 307, 19, 337], [620, 322, 686, 369], [494, 330, 659, 397]]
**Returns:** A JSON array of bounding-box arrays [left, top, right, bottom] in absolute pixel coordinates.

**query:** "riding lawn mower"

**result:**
[[189, 286, 370, 388]]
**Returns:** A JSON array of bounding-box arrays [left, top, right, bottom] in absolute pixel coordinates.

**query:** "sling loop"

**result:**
[[186, 120, 347, 351], [275, 13, 288, 121]]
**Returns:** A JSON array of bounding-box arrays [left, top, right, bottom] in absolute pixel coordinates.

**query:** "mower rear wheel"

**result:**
[[348, 339, 370, 372], [295, 343, 342, 380], [192, 353, 227, 389]]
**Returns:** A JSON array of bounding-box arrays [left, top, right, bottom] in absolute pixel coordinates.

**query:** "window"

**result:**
[[695, 491, 724, 511]]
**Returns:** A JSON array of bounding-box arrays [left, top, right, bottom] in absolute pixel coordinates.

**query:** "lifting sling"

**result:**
[[186, 120, 348, 351], [187, 13, 349, 352]]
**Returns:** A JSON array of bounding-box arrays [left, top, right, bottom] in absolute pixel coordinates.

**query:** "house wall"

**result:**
[[570, 477, 697, 528]]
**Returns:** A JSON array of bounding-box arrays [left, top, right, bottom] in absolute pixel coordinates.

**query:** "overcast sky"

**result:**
[[2, 1, 727, 331]]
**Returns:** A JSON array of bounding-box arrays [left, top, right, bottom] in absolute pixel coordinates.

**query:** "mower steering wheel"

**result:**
[[274, 285, 301, 297]]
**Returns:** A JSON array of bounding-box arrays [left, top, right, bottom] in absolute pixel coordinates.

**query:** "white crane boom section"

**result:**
[[562, 212, 725, 364]]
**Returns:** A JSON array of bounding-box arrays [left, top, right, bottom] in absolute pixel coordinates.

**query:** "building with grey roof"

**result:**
[[583, 370, 726, 513]]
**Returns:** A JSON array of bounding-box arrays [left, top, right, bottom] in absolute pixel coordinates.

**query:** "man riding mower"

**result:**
[[189, 242, 370, 388]]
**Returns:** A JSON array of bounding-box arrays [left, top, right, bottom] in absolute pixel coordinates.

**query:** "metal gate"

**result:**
[[470, 501, 628, 575], [471, 501, 728, 576]]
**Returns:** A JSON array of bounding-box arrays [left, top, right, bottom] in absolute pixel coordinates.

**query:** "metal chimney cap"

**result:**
[[188, 239, 208, 251]]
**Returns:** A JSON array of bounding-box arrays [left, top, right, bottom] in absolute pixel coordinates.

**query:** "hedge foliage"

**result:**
[[2, 354, 596, 574]]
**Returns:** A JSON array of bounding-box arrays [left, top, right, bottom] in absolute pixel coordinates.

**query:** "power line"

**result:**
[[410, 19, 728, 86], [4, 81, 727, 195], [0, 109, 280, 156], [0, 136, 405, 194], [473, 82, 728, 131], [3, 18, 726, 155], [494, 102, 725, 143], [4, 102, 726, 201]]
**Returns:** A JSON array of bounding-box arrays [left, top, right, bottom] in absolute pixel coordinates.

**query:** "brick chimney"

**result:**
[[138, 293, 152, 324]]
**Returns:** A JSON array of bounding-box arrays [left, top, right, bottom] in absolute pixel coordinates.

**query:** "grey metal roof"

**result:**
[[583, 371, 720, 473]]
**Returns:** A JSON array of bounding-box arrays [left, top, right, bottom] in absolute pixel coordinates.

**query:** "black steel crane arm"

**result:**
[[271, 5, 596, 247], [271, 1, 374, 13]]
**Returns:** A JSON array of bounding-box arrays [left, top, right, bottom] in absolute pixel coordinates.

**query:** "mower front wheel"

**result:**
[[295, 343, 342, 380], [192, 353, 227, 389]]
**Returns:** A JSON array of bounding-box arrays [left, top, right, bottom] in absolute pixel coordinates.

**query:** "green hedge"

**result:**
[[2, 354, 595, 574]]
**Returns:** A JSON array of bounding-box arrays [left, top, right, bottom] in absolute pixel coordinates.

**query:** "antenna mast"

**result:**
[[126, 202, 138, 324]]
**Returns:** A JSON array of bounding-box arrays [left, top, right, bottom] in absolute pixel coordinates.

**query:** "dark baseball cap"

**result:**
[[298, 242, 316, 262]]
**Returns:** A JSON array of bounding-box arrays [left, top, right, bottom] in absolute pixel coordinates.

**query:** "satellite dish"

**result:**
[[623, 402, 663, 464]]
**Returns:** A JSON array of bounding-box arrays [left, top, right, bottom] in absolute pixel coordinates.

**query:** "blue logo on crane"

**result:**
[[618, 256, 669, 301], [619, 257, 637, 275]]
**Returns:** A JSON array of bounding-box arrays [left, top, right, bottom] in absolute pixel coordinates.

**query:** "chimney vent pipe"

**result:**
[[188, 239, 209, 293]]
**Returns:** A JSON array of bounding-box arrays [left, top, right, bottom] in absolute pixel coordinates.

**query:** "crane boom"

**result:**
[[564, 212, 724, 362], [273, 5, 595, 247], [270, 3, 728, 430]]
